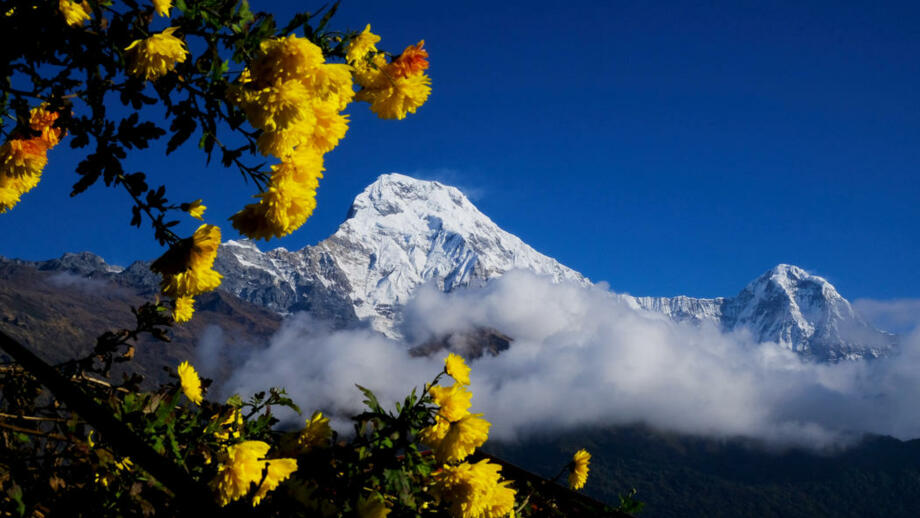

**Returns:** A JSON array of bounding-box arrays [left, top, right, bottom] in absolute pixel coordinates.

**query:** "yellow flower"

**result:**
[[251, 35, 325, 85], [177, 360, 203, 405], [1, 138, 48, 178], [153, 224, 223, 298], [0, 168, 41, 213], [230, 148, 324, 240], [252, 458, 298, 506], [185, 199, 206, 220], [173, 295, 194, 323], [353, 52, 389, 90], [445, 353, 470, 385], [356, 72, 431, 120], [59, 0, 91, 27], [309, 100, 350, 154], [357, 493, 391, 518], [419, 414, 451, 446], [153, 0, 171, 17], [212, 441, 270, 506], [346, 24, 381, 69], [432, 460, 516, 518], [242, 79, 315, 132], [568, 449, 590, 490], [297, 411, 332, 451], [302, 63, 354, 112], [212, 441, 297, 507], [432, 414, 490, 463], [125, 27, 189, 81], [30, 105, 63, 149], [429, 383, 472, 423], [390, 41, 429, 79]]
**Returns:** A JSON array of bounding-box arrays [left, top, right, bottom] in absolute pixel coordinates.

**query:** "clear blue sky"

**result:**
[[2, 1, 918, 300]]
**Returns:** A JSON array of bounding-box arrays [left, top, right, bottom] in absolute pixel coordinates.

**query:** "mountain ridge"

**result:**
[[0, 173, 897, 361]]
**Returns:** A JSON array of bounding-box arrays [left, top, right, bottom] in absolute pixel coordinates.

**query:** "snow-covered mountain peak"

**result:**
[[317, 173, 588, 335], [756, 264, 838, 297], [341, 173, 488, 241]]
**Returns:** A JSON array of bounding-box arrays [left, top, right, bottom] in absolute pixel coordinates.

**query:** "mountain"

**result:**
[[0, 173, 896, 361], [0, 256, 281, 386], [217, 173, 587, 337], [632, 264, 896, 361]]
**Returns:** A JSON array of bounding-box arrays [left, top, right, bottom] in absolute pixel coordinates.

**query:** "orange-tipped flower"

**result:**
[[390, 41, 429, 79]]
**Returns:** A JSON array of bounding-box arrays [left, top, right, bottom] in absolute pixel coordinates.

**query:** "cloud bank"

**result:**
[[218, 271, 920, 448]]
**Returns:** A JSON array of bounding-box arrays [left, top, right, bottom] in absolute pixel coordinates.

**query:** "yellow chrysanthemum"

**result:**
[[309, 100, 350, 154], [212, 441, 296, 507], [302, 63, 354, 112], [429, 383, 472, 423], [1, 139, 48, 178], [353, 52, 389, 90], [177, 360, 203, 405], [296, 411, 332, 451], [30, 105, 63, 148], [346, 24, 381, 69], [0, 171, 41, 213], [356, 72, 431, 120], [419, 414, 451, 446], [251, 35, 325, 86], [153, 0, 171, 17], [242, 79, 315, 132], [256, 125, 309, 158], [390, 41, 429, 79], [432, 460, 516, 518], [153, 224, 223, 298], [252, 458, 298, 506], [173, 295, 194, 323], [185, 199, 206, 220], [568, 449, 590, 490], [445, 353, 471, 385], [125, 27, 189, 81], [357, 493, 391, 518], [230, 148, 324, 240], [59, 0, 91, 27], [432, 414, 490, 463], [212, 441, 270, 506]]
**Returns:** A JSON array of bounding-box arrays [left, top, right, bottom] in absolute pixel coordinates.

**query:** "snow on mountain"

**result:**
[[6, 173, 897, 361], [311, 173, 588, 334], [216, 173, 587, 336], [634, 265, 896, 360]]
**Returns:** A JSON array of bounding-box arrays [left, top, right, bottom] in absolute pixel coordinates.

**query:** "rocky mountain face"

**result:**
[[0, 173, 897, 362], [632, 264, 896, 361], [217, 173, 587, 336]]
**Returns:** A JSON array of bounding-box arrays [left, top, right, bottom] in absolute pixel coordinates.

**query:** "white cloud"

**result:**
[[220, 271, 920, 448]]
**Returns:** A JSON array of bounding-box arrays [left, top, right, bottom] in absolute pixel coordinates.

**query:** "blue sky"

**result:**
[[2, 0, 918, 301]]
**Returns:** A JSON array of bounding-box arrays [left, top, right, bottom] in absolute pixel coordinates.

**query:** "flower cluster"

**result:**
[[125, 27, 189, 81], [296, 411, 332, 452], [150, 224, 222, 323], [431, 459, 516, 518], [211, 440, 298, 507], [1, 105, 64, 213], [420, 355, 490, 463], [229, 35, 353, 240], [419, 355, 516, 517], [348, 25, 432, 120], [59, 0, 91, 27]]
